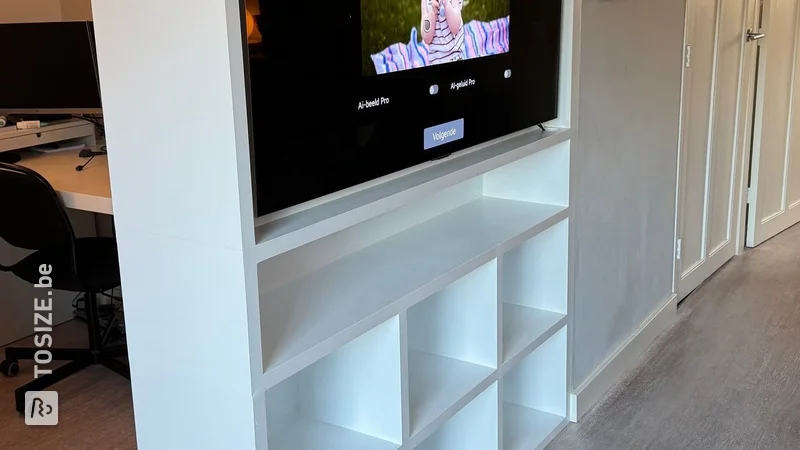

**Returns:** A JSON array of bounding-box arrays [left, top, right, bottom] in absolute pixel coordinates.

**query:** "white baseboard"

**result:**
[[569, 293, 678, 422]]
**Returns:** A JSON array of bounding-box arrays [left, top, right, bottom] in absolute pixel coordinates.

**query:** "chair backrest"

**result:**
[[0, 162, 77, 261]]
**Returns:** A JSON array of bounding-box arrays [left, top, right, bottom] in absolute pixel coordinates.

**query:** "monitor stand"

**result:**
[[6, 113, 73, 124]]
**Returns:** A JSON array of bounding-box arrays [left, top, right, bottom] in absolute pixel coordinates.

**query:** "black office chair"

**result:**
[[0, 162, 129, 413]]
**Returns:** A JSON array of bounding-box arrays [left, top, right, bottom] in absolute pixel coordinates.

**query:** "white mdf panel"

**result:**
[[502, 305, 567, 366], [258, 197, 569, 389], [482, 140, 570, 207], [504, 326, 567, 416], [414, 383, 499, 450], [406, 261, 498, 438], [269, 419, 399, 450], [501, 219, 569, 364], [253, 129, 571, 261], [502, 326, 568, 450], [407, 351, 494, 442], [406, 260, 498, 368], [502, 219, 569, 314], [503, 403, 567, 450], [266, 317, 402, 450], [259, 178, 483, 292]]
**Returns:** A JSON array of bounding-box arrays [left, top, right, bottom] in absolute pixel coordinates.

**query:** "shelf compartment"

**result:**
[[502, 325, 568, 450], [502, 304, 567, 367], [415, 382, 499, 450], [269, 419, 399, 450], [406, 260, 498, 436], [265, 317, 402, 450], [501, 219, 569, 363], [503, 403, 566, 450], [259, 197, 568, 388], [482, 139, 570, 206], [253, 129, 570, 261]]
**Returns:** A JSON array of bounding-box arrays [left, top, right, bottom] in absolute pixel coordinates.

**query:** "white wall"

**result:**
[[573, 0, 685, 388]]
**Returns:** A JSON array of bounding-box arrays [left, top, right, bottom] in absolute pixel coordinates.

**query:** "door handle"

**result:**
[[747, 29, 766, 42]]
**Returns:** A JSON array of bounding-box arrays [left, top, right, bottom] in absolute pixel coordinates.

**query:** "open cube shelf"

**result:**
[[501, 219, 569, 364], [265, 317, 403, 450], [415, 383, 499, 450], [406, 260, 498, 437], [502, 325, 568, 450]]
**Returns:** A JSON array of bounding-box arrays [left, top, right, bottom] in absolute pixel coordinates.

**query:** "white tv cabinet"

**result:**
[[254, 129, 573, 450]]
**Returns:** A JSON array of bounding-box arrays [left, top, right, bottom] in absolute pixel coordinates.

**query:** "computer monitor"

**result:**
[[0, 21, 102, 114]]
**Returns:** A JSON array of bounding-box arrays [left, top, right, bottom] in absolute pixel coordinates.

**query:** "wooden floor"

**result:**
[[0, 320, 136, 449], [549, 224, 800, 449]]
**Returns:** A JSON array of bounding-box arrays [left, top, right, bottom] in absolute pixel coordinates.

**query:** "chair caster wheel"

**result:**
[[0, 359, 19, 377]]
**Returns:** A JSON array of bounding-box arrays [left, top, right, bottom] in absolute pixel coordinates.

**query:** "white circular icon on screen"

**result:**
[[430, 84, 439, 95], [504, 69, 512, 79]]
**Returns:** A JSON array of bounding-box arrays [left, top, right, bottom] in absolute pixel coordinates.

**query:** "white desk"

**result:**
[[16, 149, 113, 215]]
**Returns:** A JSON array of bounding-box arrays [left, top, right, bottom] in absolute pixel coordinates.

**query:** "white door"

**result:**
[[676, 0, 756, 299], [747, 0, 800, 247]]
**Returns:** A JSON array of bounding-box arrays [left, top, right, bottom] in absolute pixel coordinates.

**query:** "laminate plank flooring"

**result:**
[[549, 224, 800, 449]]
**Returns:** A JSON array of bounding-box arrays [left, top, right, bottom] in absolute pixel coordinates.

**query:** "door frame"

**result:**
[[672, 0, 760, 297]]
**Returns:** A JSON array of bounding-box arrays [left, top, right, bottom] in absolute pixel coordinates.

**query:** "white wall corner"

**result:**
[[568, 293, 678, 422]]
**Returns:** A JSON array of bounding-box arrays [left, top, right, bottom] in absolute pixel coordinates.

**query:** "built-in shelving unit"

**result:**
[[254, 135, 572, 449]]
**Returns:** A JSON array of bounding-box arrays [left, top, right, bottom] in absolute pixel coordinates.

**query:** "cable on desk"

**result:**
[[71, 114, 105, 140]]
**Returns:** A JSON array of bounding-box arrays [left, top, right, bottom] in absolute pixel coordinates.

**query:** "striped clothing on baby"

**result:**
[[429, 0, 465, 64]]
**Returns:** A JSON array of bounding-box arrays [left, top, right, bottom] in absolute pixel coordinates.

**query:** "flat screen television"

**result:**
[[248, 0, 563, 217]]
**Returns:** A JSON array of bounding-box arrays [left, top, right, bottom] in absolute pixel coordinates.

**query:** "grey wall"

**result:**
[[573, 0, 686, 385]]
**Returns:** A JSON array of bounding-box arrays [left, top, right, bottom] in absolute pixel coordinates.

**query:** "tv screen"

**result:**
[[249, 0, 562, 216]]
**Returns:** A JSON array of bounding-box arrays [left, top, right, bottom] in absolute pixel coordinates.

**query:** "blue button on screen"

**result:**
[[424, 119, 464, 150]]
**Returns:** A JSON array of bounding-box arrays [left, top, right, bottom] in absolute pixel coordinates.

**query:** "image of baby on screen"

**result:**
[[421, 0, 464, 65], [362, 0, 510, 75]]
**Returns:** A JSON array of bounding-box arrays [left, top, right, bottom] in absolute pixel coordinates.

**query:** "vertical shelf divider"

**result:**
[[400, 311, 412, 443]]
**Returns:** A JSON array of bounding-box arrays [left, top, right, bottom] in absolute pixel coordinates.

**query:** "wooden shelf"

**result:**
[[503, 304, 567, 365], [269, 418, 400, 450], [253, 128, 570, 262], [408, 350, 495, 437], [258, 197, 568, 388], [503, 403, 567, 450]]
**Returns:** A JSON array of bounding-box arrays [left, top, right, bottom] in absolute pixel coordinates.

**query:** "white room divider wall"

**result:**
[[91, 0, 580, 447]]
